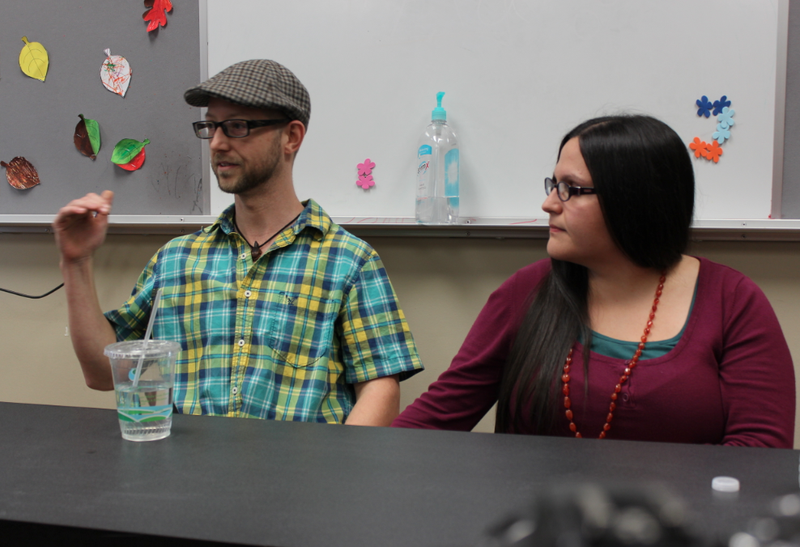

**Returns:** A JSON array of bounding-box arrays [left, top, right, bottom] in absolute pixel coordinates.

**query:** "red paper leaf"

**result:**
[[0, 157, 40, 189], [143, 0, 173, 32], [116, 147, 147, 171]]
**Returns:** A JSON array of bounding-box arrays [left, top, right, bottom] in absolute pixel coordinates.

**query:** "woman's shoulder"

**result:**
[[482, 259, 552, 316], [696, 257, 763, 294], [695, 256, 775, 316], [506, 258, 553, 287]]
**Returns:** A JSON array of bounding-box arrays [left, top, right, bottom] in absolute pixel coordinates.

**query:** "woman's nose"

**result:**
[[542, 186, 562, 214]]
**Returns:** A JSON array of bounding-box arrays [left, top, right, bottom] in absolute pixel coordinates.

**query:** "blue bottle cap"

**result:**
[[432, 91, 447, 121]]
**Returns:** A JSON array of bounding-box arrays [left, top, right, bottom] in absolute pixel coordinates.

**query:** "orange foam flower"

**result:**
[[689, 137, 709, 159], [706, 140, 723, 163]]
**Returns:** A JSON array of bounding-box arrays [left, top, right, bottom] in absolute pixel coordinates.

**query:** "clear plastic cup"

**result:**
[[104, 340, 180, 441]]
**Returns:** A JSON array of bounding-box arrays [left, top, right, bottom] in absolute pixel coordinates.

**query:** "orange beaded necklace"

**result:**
[[562, 272, 666, 439]]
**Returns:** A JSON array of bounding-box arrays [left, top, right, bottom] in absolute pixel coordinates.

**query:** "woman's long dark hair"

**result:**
[[495, 115, 695, 434]]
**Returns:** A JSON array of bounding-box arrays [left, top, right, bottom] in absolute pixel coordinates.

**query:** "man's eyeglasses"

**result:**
[[192, 119, 289, 139], [544, 177, 597, 202]]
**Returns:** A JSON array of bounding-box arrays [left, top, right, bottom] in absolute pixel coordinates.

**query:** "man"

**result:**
[[54, 59, 423, 425]]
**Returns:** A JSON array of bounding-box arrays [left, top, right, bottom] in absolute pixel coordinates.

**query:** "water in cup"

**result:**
[[116, 380, 173, 441], [104, 339, 180, 442]]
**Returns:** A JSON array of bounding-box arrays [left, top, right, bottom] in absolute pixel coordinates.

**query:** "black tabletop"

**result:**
[[0, 402, 797, 546]]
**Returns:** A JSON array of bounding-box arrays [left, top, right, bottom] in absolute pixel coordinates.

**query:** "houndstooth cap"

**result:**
[[184, 59, 310, 128]]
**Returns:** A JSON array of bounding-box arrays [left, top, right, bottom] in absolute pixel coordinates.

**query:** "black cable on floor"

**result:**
[[0, 283, 64, 299]]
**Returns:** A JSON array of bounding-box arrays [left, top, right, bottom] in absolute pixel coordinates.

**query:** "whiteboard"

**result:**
[[207, 0, 786, 223]]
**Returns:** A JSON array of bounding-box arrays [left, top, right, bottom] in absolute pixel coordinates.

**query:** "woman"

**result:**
[[393, 115, 795, 447]]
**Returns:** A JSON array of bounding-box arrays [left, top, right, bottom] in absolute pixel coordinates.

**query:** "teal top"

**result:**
[[590, 282, 698, 360]]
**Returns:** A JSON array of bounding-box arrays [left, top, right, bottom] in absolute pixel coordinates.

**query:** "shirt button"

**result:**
[[232, 386, 238, 395], [244, 290, 252, 298], [622, 393, 630, 402], [241, 253, 247, 259], [238, 339, 245, 347]]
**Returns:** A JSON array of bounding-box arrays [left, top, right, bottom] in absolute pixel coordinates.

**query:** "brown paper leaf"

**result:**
[[0, 157, 41, 189], [74, 115, 96, 160]]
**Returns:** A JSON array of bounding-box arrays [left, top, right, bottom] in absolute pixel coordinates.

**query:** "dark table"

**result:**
[[0, 402, 798, 546]]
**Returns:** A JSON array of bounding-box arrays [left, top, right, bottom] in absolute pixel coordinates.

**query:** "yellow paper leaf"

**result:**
[[19, 36, 49, 82]]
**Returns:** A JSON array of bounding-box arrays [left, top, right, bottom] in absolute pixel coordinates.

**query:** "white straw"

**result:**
[[132, 288, 163, 389]]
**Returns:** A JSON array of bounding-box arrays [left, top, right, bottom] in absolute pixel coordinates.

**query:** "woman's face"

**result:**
[[542, 137, 620, 269]]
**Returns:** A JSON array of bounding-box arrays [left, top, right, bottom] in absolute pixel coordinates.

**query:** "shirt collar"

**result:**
[[205, 199, 331, 239]]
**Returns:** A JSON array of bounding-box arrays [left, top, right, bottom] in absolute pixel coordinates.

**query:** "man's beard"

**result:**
[[213, 137, 281, 195]]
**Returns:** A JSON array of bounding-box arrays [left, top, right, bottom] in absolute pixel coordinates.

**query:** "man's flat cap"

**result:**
[[184, 59, 310, 127]]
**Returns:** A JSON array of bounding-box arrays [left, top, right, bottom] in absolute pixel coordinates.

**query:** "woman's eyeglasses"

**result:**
[[544, 177, 596, 202]]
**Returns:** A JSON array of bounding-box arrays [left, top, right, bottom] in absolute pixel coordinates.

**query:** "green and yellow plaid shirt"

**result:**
[[105, 199, 423, 423]]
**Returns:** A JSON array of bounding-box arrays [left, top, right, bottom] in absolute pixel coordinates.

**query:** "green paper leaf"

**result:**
[[74, 114, 101, 159], [83, 115, 101, 155], [112, 138, 150, 165]]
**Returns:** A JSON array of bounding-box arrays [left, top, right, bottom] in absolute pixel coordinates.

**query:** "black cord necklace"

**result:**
[[233, 213, 301, 260]]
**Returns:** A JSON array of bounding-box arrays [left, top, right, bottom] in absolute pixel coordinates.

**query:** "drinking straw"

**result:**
[[132, 288, 163, 389]]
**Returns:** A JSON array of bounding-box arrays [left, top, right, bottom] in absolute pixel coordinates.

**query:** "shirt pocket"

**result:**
[[265, 291, 340, 368]]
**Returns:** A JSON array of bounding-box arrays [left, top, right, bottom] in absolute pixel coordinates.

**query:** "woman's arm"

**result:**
[[718, 276, 795, 448], [392, 262, 548, 431]]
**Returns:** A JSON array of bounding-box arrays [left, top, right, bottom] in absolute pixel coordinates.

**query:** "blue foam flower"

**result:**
[[696, 95, 713, 118], [717, 107, 735, 129], [712, 95, 731, 116], [712, 123, 731, 144]]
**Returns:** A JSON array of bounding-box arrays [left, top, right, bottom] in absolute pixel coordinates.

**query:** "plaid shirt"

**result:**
[[105, 200, 422, 423]]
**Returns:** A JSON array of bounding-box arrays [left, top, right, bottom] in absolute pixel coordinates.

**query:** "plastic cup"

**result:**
[[104, 340, 180, 441]]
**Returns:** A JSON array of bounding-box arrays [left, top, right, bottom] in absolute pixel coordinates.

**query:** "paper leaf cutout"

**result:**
[[143, 0, 173, 32], [19, 37, 49, 82], [112, 138, 150, 166], [117, 148, 148, 171], [101, 49, 132, 97], [74, 114, 101, 160], [0, 157, 41, 189]]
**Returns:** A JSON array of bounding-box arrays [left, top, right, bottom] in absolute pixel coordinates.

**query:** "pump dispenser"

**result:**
[[416, 92, 459, 224]]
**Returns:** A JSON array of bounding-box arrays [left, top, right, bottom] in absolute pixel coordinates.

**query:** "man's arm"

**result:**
[[53, 191, 117, 391], [345, 375, 400, 426]]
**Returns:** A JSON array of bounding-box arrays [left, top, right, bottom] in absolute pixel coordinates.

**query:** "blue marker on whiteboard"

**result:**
[[416, 92, 460, 224]]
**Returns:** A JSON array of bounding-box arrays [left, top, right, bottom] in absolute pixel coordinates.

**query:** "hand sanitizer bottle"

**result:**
[[416, 92, 459, 224]]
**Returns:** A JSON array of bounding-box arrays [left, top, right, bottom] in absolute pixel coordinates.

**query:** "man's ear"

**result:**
[[283, 120, 306, 156]]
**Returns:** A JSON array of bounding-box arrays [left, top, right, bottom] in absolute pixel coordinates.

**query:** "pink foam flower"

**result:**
[[356, 174, 375, 189], [357, 158, 376, 176]]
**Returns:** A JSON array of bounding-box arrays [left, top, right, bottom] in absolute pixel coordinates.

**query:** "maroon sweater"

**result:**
[[393, 258, 796, 447]]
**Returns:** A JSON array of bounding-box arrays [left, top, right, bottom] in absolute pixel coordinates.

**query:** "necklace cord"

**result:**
[[233, 213, 302, 259]]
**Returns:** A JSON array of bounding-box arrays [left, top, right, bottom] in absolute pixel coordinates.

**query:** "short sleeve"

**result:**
[[338, 251, 423, 383], [104, 252, 158, 342]]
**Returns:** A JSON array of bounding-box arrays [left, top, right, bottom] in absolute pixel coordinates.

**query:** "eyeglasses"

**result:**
[[544, 177, 597, 202], [192, 119, 289, 139]]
